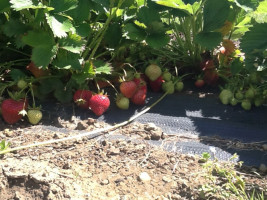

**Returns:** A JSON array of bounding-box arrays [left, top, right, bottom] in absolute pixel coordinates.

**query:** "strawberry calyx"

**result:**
[[8, 90, 26, 101]]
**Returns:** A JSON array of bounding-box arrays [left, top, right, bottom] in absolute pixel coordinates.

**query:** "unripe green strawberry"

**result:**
[[245, 88, 255, 99], [17, 79, 27, 89], [162, 71, 172, 81], [254, 98, 264, 107], [116, 94, 129, 110], [235, 91, 244, 100], [241, 100, 251, 110], [175, 81, 184, 92], [230, 98, 238, 106], [145, 64, 162, 81], [219, 89, 233, 105], [162, 81, 175, 94], [28, 109, 42, 125]]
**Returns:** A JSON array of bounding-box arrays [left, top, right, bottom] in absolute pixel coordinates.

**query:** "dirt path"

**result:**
[[0, 119, 266, 200]]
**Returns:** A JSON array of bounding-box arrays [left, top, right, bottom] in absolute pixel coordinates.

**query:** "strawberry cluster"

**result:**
[[73, 89, 110, 116], [116, 74, 148, 110]]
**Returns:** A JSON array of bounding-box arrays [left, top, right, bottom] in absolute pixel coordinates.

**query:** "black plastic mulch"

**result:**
[[32, 86, 267, 167]]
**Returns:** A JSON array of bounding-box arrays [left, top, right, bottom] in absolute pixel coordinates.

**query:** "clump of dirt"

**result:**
[[0, 118, 266, 200]]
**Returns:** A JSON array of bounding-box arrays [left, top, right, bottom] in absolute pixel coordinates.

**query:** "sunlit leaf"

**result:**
[[94, 60, 112, 74], [59, 34, 86, 53], [46, 14, 74, 38], [250, 0, 267, 23]]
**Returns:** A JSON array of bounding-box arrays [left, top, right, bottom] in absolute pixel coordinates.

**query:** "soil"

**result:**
[[0, 118, 266, 200]]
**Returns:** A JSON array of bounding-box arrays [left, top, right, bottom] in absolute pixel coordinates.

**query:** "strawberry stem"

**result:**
[[105, 80, 119, 94], [29, 83, 36, 108]]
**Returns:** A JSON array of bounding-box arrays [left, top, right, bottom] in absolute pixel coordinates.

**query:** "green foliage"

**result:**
[[199, 153, 265, 200], [0, 140, 10, 152], [251, 0, 267, 23], [240, 23, 267, 70], [203, 0, 230, 32], [195, 32, 222, 50]]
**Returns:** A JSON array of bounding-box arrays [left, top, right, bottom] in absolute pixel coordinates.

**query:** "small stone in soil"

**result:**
[[3, 129, 13, 137], [144, 123, 157, 131], [100, 179, 109, 185], [138, 172, 151, 182], [87, 118, 96, 125], [75, 121, 88, 130], [109, 147, 120, 155], [162, 176, 172, 183], [262, 144, 267, 151]]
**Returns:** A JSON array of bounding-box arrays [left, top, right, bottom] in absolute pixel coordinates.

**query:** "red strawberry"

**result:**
[[73, 90, 92, 109], [139, 81, 147, 94], [1, 98, 28, 124], [149, 76, 164, 92], [133, 74, 142, 86], [133, 76, 147, 94], [120, 81, 137, 98], [89, 94, 110, 116], [195, 79, 205, 88], [131, 89, 146, 105], [203, 70, 219, 85]]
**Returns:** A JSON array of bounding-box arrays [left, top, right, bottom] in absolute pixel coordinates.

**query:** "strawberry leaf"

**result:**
[[76, 23, 92, 38], [250, 0, 267, 24], [22, 31, 55, 47], [91, 0, 109, 8], [146, 33, 170, 49], [104, 23, 122, 48], [195, 31, 222, 50], [0, 0, 10, 13], [3, 19, 28, 37], [10, 0, 33, 11], [137, 6, 161, 26], [54, 87, 73, 103], [59, 34, 86, 54], [66, 0, 91, 22], [72, 73, 90, 85], [10, 0, 52, 11], [32, 45, 58, 67], [10, 69, 27, 81], [53, 50, 82, 70], [46, 14, 74, 38], [123, 23, 146, 42], [50, 0, 78, 13], [94, 60, 112, 75], [203, 0, 230, 32]]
